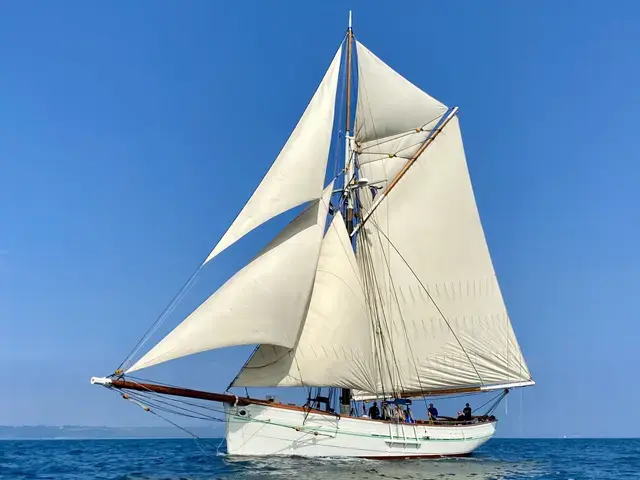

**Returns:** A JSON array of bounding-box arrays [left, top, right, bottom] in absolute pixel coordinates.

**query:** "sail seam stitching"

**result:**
[[372, 219, 433, 404], [368, 219, 486, 387]]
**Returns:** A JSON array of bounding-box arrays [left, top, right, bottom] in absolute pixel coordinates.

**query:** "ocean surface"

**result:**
[[1, 438, 638, 479]]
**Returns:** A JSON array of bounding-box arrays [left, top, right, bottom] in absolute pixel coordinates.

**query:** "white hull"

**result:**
[[225, 403, 496, 458]]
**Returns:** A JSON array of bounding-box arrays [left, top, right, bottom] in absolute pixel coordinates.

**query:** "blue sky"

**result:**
[[1, 1, 639, 438]]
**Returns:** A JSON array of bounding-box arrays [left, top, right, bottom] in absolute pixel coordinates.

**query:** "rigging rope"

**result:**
[[123, 390, 224, 422], [106, 383, 224, 458], [116, 265, 202, 373], [122, 379, 230, 415], [357, 208, 393, 396], [368, 214, 432, 411], [353, 61, 414, 401], [481, 390, 509, 416]]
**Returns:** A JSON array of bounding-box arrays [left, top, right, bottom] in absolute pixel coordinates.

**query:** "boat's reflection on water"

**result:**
[[222, 453, 544, 479]]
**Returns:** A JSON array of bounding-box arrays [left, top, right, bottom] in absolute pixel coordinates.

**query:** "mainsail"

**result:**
[[352, 40, 531, 398], [355, 117, 530, 398], [124, 34, 532, 401]]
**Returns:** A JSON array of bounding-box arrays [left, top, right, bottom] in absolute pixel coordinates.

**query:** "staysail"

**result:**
[[127, 186, 333, 373], [232, 212, 377, 393], [202, 46, 342, 264]]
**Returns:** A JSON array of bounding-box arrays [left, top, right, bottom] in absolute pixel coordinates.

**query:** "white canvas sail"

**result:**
[[232, 212, 377, 393], [203, 46, 342, 264], [354, 117, 531, 398], [354, 41, 448, 144], [127, 186, 334, 373]]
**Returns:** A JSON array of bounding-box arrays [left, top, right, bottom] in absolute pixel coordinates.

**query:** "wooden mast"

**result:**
[[345, 12, 354, 139], [344, 10, 354, 235], [341, 11, 355, 417]]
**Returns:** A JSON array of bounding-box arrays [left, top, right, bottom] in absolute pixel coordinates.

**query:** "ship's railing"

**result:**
[[414, 416, 496, 426]]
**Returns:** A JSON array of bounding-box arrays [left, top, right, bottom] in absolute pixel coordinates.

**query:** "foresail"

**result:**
[[127, 186, 334, 373], [355, 117, 531, 398], [232, 212, 377, 393], [203, 46, 342, 264]]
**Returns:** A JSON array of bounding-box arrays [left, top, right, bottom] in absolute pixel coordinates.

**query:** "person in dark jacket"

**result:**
[[427, 403, 438, 421], [368, 401, 380, 420], [463, 403, 472, 420]]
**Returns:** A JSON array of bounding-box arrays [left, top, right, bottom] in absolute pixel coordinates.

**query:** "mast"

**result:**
[[344, 11, 354, 235], [340, 10, 355, 416]]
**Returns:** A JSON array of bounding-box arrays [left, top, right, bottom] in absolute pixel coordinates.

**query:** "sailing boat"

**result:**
[[91, 15, 534, 458]]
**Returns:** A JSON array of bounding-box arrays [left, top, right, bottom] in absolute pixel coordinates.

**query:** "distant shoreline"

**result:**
[[0, 425, 222, 440], [0, 437, 223, 441]]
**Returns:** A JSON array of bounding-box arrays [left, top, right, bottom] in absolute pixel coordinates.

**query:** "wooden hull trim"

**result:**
[[101, 378, 496, 429]]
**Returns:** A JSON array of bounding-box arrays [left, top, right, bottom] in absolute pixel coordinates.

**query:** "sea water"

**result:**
[[1, 438, 638, 479]]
